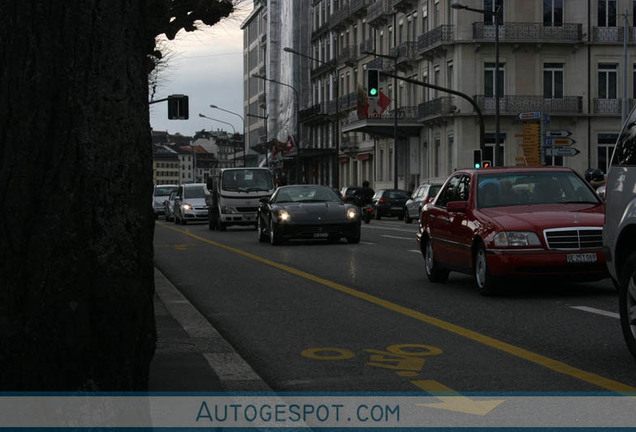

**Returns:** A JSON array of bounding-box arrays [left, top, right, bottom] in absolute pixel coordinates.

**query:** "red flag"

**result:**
[[285, 135, 294, 152]]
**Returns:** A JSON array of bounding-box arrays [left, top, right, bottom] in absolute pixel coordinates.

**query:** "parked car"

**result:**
[[418, 166, 608, 295], [404, 183, 443, 223], [163, 190, 178, 222], [602, 106, 636, 359], [372, 189, 409, 220], [257, 184, 361, 245], [173, 183, 210, 225], [153, 184, 178, 219], [340, 186, 362, 204]]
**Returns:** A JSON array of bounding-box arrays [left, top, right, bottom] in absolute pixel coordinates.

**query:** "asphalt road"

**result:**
[[153, 217, 636, 393]]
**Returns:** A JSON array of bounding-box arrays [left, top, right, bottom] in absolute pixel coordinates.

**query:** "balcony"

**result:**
[[310, 58, 336, 79], [591, 27, 631, 43], [367, 0, 393, 28], [340, 45, 359, 66], [394, 41, 418, 65], [473, 95, 583, 115], [472, 22, 583, 43], [341, 136, 360, 153], [418, 25, 454, 57], [339, 91, 359, 111], [366, 56, 394, 74], [330, 4, 351, 30], [359, 38, 374, 56], [350, 0, 372, 18], [311, 21, 330, 41], [258, 94, 266, 108], [417, 97, 458, 121], [391, 0, 416, 13], [258, 127, 267, 142], [300, 103, 328, 123]]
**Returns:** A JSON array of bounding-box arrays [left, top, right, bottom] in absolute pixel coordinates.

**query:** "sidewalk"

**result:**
[[149, 268, 271, 392]]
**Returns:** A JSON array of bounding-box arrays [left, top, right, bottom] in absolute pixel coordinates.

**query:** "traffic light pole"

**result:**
[[381, 73, 486, 155]]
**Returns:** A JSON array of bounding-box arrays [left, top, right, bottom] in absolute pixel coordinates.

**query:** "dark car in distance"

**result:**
[[257, 184, 361, 245], [372, 189, 410, 220]]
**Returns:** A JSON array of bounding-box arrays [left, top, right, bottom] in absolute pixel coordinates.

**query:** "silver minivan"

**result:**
[[602, 105, 636, 359]]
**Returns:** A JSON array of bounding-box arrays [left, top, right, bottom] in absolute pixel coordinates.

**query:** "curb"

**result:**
[[154, 267, 272, 391]]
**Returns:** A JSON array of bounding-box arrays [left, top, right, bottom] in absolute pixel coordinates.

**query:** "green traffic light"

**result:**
[[369, 88, 378, 96], [474, 163, 481, 169]]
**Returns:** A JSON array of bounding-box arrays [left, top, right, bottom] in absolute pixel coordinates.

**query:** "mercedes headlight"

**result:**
[[181, 203, 192, 211], [494, 231, 541, 247], [347, 208, 358, 220], [276, 210, 290, 222]]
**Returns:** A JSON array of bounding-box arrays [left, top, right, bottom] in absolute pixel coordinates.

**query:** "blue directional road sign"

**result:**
[[545, 137, 576, 146], [518, 111, 542, 120], [545, 147, 580, 157]]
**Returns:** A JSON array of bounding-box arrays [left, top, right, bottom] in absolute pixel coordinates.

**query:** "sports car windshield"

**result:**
[[477, 171, 600, 208], [274, 186, 342, 204]]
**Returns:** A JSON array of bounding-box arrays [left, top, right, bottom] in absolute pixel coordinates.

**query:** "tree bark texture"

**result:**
[[0, 1, 156, 390]]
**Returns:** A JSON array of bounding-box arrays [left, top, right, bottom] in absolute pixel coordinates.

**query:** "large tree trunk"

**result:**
[[0, 1, 156, 390]]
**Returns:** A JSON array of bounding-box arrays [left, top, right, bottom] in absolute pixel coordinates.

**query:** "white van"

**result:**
[[208, 168, 275, 231], [602, 105, 636, 359]]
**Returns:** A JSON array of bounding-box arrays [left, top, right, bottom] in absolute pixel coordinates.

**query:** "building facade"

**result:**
[[244, 0, 636, 191]]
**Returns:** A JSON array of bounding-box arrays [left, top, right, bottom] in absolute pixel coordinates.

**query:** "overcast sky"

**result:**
[[149, 8, 250, 138]]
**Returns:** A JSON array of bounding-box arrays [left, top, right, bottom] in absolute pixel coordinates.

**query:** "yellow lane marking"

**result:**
[[158, 223, 636, 393]]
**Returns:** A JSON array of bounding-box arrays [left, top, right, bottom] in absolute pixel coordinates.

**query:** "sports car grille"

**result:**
[[543, 228, 603, 250]]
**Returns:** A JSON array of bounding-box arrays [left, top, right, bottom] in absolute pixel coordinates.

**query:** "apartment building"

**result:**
[[245, 0, 635, 191]]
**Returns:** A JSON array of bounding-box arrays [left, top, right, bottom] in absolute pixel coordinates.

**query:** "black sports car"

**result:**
[[257, 185, 361, 245]]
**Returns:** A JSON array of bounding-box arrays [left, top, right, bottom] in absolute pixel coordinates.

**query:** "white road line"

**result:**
[[571, 306, 620, 319], [382, 234, 415, 240], [408, 249, 420, 253], [362, 225, 417, 234], [360, 241, 375, 245]]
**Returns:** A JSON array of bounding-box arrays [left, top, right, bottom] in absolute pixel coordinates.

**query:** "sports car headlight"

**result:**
[[181, 203, 193, 211], [276, 210, 290, 222], [347, 208, 358, 220], [494, 231, 541, 247]]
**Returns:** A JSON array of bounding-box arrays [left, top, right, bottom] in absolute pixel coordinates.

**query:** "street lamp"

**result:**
[[452, 2, 501, 167], [283, 46, 340, 189], [199, 113, 238, 167], [246, 113, 269, 166], [251, 73, 301, 184], [210, 104, 245, 167]]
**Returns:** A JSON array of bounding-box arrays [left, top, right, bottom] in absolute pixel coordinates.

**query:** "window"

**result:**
[[434, 0, 439, 27], [447, 136, 454, 176], [598, 63, 618, 99], [599, 133, 619, 171], [483, 0, 503, 25], [544, 63, 564, 98], [437, 175, 461, 207], [633, 64, 636, 99], [612, 110, 636, 166], [483, 133, 506, 167], [456, 175, 471, 201], [434, 138, 440, 177], [484, 62, 505, 97], [543, 0, 563, 26], [598, 0, 617, 27], [422, 4, 428, 33], [447, 61, 454, 90]]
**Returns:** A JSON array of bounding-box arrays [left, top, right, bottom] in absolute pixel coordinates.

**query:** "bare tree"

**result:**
[[0, 0, 234, 390]]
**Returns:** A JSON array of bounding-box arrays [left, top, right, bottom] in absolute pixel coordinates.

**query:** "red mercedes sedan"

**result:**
[[416, 166, 608, 295]]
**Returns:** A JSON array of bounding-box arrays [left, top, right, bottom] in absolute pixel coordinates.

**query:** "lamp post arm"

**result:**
[[381, 73, 485, 152]]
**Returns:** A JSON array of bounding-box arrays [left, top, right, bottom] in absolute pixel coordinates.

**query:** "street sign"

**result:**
[[545, 147, 580, 157], [518, 111, 542, 120], [545, 130, 572, 138], [545, 137, 576, 146]]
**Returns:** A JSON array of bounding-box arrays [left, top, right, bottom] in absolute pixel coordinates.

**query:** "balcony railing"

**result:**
[[310, 59, 336, 79], [591, 27, 633, 43], [417, 97, 457, 120], [359, 38, 374, 56], [472, 22, 583, 42], [341, 136, 360, 153], [367, 0, 393, 27], [311, 20, 330, 41], [339, 91, 359, 111], [299, 103, 327, 122], [473, 95, 583, 115], [330, 4, 351, 30], [350, 0, 371, 16], [391, 0, 416, 13], [366, 56, 394, 73], [394, 41, 418, 64], [340, 45, 359, 65], [418, 25, 454, 55]]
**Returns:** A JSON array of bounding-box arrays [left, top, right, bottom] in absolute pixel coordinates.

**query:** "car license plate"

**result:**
[[567, 253, 597, 263], [390, 206, 402, 210], [314, 233, 329, 238]]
